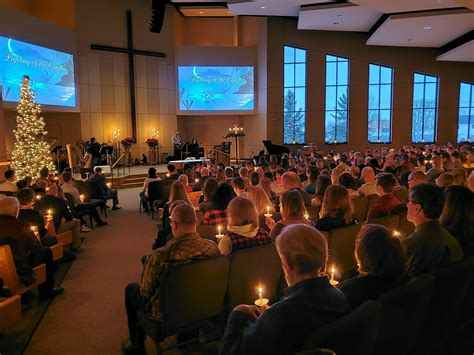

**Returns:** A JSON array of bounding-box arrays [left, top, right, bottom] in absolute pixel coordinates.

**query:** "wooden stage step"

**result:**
[[108, 172, 169, 189]]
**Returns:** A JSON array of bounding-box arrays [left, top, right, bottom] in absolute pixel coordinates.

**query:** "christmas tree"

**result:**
[[10, 76, 55, 181]]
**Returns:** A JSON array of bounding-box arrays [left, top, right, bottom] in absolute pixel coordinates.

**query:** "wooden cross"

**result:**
[[91, 10, 166, 140]]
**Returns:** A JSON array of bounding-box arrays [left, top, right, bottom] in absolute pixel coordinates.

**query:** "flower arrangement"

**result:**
[[121, 137, 136, 147], [145, 138, 159, 147]]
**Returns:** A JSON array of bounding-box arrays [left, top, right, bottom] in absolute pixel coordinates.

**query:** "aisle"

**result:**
[[25, 188, 157, 354]]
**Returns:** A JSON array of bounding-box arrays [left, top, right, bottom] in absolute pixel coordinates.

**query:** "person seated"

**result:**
[[250, 172, 260, 187], [339, 173, 360, 199], [35, 185, 82, 251], [175, 175, 191, 193], [451, 168, 467, 187], [140, 154, 148, 165], [315, 185, 354, 232], [267, 190, 312, 240], [35, 167, 52, 188], [239, 166, 251, 189], [367, 173, 405, 221], [0, 197, 63, 300], [282, 171, 312, 206], [232, 177, 249, 198], [440, 185, 473, 256], [426, 156, 444, 183], [248, 186, 275, 216], [408, 170, 427, 190], [403, 183, 464, 277], [192, 167, 209, 191], [139, 167, 161, 212], [153, 200, 188, 249], [201, 183, 234, 226], [17, 188, 57, 247], [435, 172, 455, 189], [357, 167, 376, 196], [260, 177, 278, 204], [218, 196, 272, 255], [122, 203, 219, 354], [303, 166, 319, 195], [166, 164, 180, 180], [161, 182, 191, 226], [0, 169, 18, 193], [89, 166, 121, 210], [198, 178, 218, 213], [224, 167, 234, 184], [338, 224, 407, 308], [310, 175, 331, 207], [61, 172, 108, 228], [220, 224, 349, 355], [215, 168, 225, 182]]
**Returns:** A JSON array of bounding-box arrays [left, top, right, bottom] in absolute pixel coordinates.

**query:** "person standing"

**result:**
[[172, 131, 183, 160]]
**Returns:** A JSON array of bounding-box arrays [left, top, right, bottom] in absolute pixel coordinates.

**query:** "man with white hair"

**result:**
[[220, 224, 349, 354], [0, 197, 63, 300]]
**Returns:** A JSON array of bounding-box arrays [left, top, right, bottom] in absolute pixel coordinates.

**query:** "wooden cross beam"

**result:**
[[91, 10, 166, 140]]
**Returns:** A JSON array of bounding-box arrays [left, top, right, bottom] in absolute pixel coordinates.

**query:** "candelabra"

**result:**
[[112, 127, 121, 165], [225, 124, 245, 164]]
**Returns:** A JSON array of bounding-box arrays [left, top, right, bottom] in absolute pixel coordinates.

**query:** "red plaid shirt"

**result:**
[[202, 209, 227, 226], [227, 228, 272, 253]]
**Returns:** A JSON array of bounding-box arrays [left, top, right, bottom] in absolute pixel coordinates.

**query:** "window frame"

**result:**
[[283, 45, 307, 145], [457, 81, 474, 143], [367, 63, 394, 144], [324, 53, 350, 145], [411, 72, 439, 144]]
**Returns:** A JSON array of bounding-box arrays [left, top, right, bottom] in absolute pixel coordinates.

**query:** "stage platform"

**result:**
[[100, 164, 169, 189]]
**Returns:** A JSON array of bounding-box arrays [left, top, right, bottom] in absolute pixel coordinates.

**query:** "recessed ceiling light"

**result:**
[[333, 22, 339, 25], [198, 11, 204, 14], [337, 14, 343, 18], [441, 19, 446, 23], [424, 26, 432, 30], [261, 6, 266, 9], [408, 38, 414, 42]]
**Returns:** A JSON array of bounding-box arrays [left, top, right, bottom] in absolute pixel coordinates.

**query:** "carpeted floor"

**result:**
[[25, 187, 159, 354]]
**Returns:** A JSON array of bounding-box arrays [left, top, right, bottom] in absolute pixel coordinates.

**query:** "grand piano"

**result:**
[[262, 140, 291, 156]]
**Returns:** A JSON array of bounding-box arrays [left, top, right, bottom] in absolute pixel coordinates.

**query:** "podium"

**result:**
[[216, 150, 230, 166]]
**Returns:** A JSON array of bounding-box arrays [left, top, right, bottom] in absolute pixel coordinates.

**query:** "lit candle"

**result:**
[[36, 195, 42, 200], [216, 226, 224, 239], [267, 206, 270, 215], [107, 182, 112, 188], [330, 266, 339, 286], [80, 194, 85, 203], [393, 230, 401, 237], [264, 206, 272, 218], [31, 225, 39, 237], [254, 287, 269, 307], [46, 209, 53, 220], [304, 213, 309, 220], [166, 173, 170, 178], [195, 178, 199, 183]]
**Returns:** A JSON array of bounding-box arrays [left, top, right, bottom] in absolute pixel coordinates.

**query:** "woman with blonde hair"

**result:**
[[248, 186, 275, 215], [161, 181, 192, 234], [267, 189, 312, 240], [260, 177, 278, 203], [218, 196, 272, 255], [178, 174, 192, 193], [315, 185, 354, 232], [331, 164, 347, 185]]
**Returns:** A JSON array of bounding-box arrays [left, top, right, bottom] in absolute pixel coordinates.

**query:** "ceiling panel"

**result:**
[[367, 9, 474, 47], [298, 3, 382, 32], [180, 6, 234, 17], [351, 0, 463, 13], [437, 40, 474, 61], [227, 0, 334, 17]]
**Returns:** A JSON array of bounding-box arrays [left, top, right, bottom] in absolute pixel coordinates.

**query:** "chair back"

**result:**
[[351, 195, 368, 223], [303, 300, 382, 355], [160, 256, 229, 333], [397, 210, 415, 238], [147, 180, 164, 201], [366, 214, 400, 231], [83, 181, 103, 200], [226, 243, 281, 310], [375, 274, 435, 355], [63, 192, 77, 209], [328, 223, 362, 277], [392, 187, 408, 202], [188, 191, 202, 208]]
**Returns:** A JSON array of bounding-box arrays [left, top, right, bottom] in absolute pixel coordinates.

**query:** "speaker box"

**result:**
[[149, 0, 166, 33]]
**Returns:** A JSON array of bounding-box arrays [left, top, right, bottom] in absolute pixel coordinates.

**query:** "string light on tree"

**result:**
[[10, 76, 56, 181]]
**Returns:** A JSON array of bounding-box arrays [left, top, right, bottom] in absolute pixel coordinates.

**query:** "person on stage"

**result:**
[[87, 137, 102, 168], [172, 131, 183, 160]]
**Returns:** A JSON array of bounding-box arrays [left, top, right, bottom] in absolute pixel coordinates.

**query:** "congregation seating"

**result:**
[[366, 214, 400, 230], [64, 192, 94, 229], [326, 223, 362, 277], [0, 295, 21, 332], [351, 195, 368, 223], [0, 245, 46, 295]]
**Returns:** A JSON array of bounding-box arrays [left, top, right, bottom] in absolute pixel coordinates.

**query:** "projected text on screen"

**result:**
[[0, 36, 76, 107], [178, 66, 254, 111]]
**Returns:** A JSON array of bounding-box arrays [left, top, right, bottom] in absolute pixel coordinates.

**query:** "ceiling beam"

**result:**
[[440, 29, 474, 53]]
